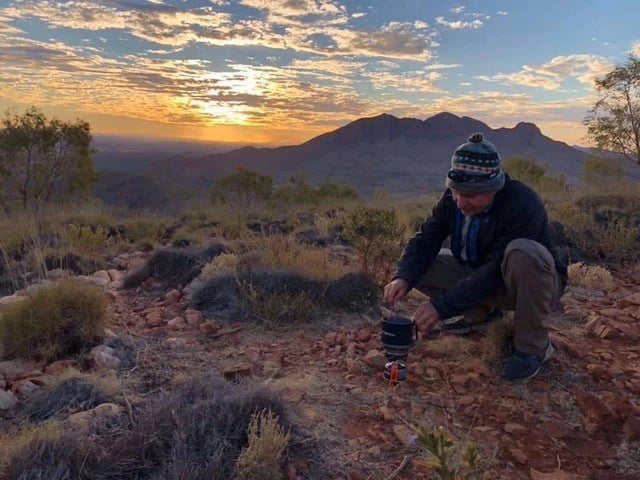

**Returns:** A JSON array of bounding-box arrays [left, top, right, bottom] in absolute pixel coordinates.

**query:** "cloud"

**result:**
[[632, 40, 640, 56], [423, 63, 461, 70], [496, 11, 508, 15], [2, 0, 436, 60], [368, 70, 442, 92], [435, 16, 483, 30], [476, 54, 612, 90], [449, 5, 466, 14], [351, 12, 366, 18]]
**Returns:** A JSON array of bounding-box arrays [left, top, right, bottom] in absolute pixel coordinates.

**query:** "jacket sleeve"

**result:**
[[392, 193, 451, 289], [430, 196, 545, 320]]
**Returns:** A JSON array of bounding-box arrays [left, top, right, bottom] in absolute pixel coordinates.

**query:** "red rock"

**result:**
[[617, 293, 640, 309], [11, 379, 38, 397], [530, 468, 577, 479], [184, 308, 203, 325], [281, 388, 305, 403], [88, 345, 121, 370], [623, 416, 640, 441], [167, 317, 187, 330], [364, 350, 387, 369], [549, 334, 583, 358], [145, 309, 163, 327], [458, 395, 475, 407], [392, 424, 413, 445], [504, 423, 526, 434], [198, 322, 221, 335], [356, 328, 371, 343], [571, 387, 618, 424], [164, 289, 181, 303], [0, 359, 44, 384], [346, 342, 356, 358], [461, 359, 491, 377], [26, 375, 55, 387], [223, 364, 252, 380], [508, 447, 528, 465], [325, 332, 337, 345], [45, 360, 80, 376]]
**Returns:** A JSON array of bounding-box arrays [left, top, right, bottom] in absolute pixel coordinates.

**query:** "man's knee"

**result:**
[[502, 239, 555, 275]]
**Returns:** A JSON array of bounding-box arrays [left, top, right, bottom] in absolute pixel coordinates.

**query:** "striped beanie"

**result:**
[[445, 133, 505, 193]]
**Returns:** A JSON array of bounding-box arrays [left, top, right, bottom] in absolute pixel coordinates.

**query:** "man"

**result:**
[[384, 133, 567, 382]]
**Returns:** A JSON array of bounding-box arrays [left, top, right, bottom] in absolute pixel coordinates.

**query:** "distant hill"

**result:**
[[92, 112, 592, 204]]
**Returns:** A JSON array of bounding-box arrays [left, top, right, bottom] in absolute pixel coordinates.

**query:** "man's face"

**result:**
[[451, 189, 496, 216]]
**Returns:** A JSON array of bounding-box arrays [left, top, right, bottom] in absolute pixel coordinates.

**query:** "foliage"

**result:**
[[211, 167, 273, 212], [233, 409, 290, 480], [414, 426, 483, 480], [581, 156, 625, 185], [59, 224, 112, 257], [503, 155, 548, 184], [567, 262, 615, 291], [5, 375, 299, 480], [0, 278, 107, 361], [584, 54, 640, 166], [0, 106, 95, 211], [343, 206, 405, 283], [271, 176, 358, 207]]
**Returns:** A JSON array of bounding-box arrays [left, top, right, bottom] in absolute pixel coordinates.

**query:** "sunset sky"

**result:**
[[0, 0, 638, 145]]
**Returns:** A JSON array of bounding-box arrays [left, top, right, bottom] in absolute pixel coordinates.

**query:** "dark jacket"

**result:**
[[393, 176, 568, 319]]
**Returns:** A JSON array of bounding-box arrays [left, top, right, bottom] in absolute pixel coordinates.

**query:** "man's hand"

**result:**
[[412, 301, 440, 331], [383, 278, 409, 307]]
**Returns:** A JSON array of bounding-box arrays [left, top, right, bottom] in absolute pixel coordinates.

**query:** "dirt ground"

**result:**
[[107, 264, 640, 480]]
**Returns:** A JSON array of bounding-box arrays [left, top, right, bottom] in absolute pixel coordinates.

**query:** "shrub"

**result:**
[[324, 272, 379, 312], [344, 206, 405, 283], [0, 278, 107, 361], [413, 426, 484, 480], [122, 242, 227, 289], [192, 269, 324, 326], [201, 253, 239, 278], [233, 409, 290, 480], [5, 375, 297, 480], [567, 262, 615, 291], [211, 168, 273, 212], [59, 224, 112, 257], [21, 377, 112, 423]]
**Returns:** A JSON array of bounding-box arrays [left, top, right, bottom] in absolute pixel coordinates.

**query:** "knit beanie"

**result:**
[[445, 133, 505, 193]]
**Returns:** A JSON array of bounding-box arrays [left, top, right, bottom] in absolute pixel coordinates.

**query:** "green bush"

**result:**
[[0, 278, 107, 361], [344, 206, 405, 283]]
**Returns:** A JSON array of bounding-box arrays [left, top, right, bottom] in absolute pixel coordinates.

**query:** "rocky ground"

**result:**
[[1, 253, 640, 479]]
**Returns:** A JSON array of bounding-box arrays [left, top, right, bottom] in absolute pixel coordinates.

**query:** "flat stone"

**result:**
[[0, 359, 44, 383], [145, 309, 164, 327], [92, 270, 111, 282], [0, 390, 18, 410], [392, 424, 413, 445], [184, 308, 203, 325], [11, 379, 38, 397], [617, 293, 640, 309], [198, 321, 221, 335], [77, 275, 109, 288], [364, 350, 387, 369], [508, 447, 528, 465], [167, 317, 187, 330]]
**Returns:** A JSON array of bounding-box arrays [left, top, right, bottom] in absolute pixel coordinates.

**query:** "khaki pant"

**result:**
[[415, 239, 561, 355]]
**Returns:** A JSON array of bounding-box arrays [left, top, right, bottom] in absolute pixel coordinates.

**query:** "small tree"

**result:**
[[503, 155, 548, 184], [344, 206, 404, 283], [211, 167, 273, 212], [581, 156, 625, 185], [584, 55, 640, 166], [0, 107, 95, 211]]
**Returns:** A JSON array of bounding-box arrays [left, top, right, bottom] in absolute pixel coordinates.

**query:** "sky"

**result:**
[[0, 0, 638, 146]]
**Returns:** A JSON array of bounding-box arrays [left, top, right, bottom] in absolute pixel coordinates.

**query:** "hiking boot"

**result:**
[[502, 341, 554, 382], [441, 308, 503, 335]]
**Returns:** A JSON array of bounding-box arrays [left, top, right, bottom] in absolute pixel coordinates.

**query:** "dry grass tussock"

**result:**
[[233, 409, 291, 480], [567, 262, 615, 291], [0, 277, 107, 361], [191, 268, 378, 327], [479, 316, 515, 363], [3, 375, 317, 480], [121, 241, 228, 289]]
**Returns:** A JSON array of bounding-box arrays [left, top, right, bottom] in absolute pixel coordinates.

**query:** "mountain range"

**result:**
[[92, 112, 592, 207]]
